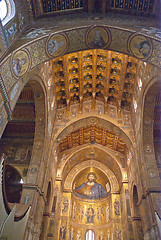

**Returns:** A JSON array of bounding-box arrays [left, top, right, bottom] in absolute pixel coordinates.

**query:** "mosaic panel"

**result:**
[[27, 39, 47, 68], [109, 28, 130, 54], [149, 39, 161, 68], [0, 58, 16, 92], [67, 28, 87, 53]]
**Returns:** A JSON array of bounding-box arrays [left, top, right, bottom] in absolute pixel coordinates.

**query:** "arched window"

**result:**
[[0, 0, 7, 21], [133, 185, 139, 216], [86, 230, 95, 240], [0, 0, 15, 26]]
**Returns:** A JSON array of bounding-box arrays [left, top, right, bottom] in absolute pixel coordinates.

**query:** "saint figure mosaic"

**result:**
[[11, 49, 31, 78], [46, 33, 68, 58], [128, 34, 152, 60]]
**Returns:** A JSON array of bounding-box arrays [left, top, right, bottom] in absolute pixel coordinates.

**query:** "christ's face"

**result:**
[[88, 173, 96, 182]]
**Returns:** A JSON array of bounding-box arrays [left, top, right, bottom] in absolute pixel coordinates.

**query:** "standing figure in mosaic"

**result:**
[[72, 201, 76, 219], [97, 207, 100, 222], [97, 105, 103, 114], [107, 231, 110, 240], [78, 205, 81, 220], [114, 199, 120, 216], [59, 225, 66, 240], [101, 206, 104, 221], [80, 205, 84, 222], [106, 203, 110, 222], [24, 193, 30, 204], [76, 230, 82, 240], [97, 206, 104, 223], [86, 205, 95, 223], [70, 228, 74, 240], [115, 226, 121, 240], [99, 232, 104, 240], [110, 108, 116, 118], [62, 198, 69, 214]]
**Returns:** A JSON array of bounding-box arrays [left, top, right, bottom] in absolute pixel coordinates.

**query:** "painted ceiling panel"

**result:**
[[30, 0, 157, 18], [58, 125, 126, 153]]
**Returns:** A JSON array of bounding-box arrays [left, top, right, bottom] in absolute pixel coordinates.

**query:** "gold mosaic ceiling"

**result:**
[[58, 125, 126, 154], [52, 49, 139, 111]]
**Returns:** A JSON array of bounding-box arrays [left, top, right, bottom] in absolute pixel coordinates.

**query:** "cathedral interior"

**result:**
[[0, 0, 161, 239]]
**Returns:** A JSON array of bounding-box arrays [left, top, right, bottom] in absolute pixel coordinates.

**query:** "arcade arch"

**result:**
[[0, 79, 47, 219]]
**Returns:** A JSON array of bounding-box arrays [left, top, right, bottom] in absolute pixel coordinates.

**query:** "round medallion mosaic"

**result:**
[[86, 26, 111, 49], [128, 34, 152, 60], [46, 33, 68, 58], [11, 49, 31, 78]]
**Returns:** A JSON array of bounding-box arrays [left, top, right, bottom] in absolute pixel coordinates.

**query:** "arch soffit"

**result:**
[[54, 115, 134, 150], [63, 160, 120, 193], [58, 143, 124, 169], [141, 77, 161, 188], [0, 75, 48, 158], [142, 77, 161, 142], [1, 73, 47, 131], [5, 163, 22, 178], [58, 144, 124, 185], [8, 73, 47, 111], [0, 25, 160, 68], [142, 76, 161, 108]]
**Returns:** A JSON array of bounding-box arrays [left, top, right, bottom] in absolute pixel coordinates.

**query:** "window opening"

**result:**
[[86, 230, 95, 240], [0, 0, 15, 26], [0, 0, 7, 21]]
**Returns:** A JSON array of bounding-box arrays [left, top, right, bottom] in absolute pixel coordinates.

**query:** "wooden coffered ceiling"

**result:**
[[2, 85, 35, 138], [32, 0, 157, 18], [58, 125, 126, 154], [52, 49, 138, 112]]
